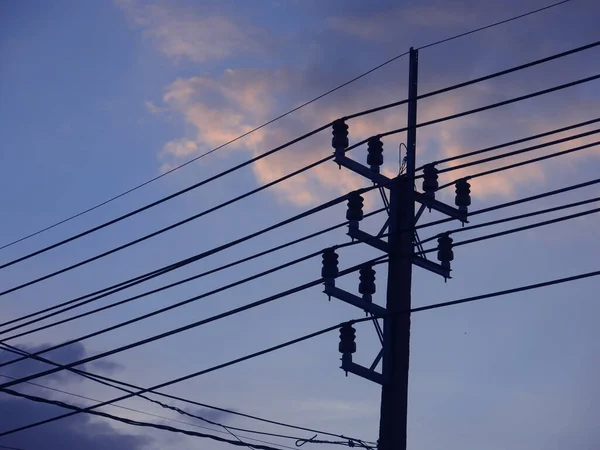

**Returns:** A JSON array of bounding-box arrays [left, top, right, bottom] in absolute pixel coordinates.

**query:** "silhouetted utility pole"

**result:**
[[377, 46, 419, 450], [322, 48, 471, 450]]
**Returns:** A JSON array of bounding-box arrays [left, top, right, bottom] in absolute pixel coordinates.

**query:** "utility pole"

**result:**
[[377, 46, 419, 450], [322, 47, 469, 450]]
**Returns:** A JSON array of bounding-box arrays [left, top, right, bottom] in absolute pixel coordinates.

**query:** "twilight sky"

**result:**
[[1, 1, 599, 449]]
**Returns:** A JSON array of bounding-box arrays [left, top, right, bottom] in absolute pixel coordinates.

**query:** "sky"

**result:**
[[1, 0, 599, 449]]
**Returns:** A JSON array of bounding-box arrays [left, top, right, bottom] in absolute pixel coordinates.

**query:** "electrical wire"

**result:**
[[0, 373, 300, 450], [420, 126, 600, 176], [0, 154, 331, 280], [3, 38, 597, 278], [0, 256, 387, 389], [417, 0, 571, 50], [416, 177, 600, 231], [0, 347, 354, 449], [0, 172, 380, 300], [0, 368, 367, 447], [437, 139, 600, 190], [0, 207, 385, 338], [0, 388, 291, 450], [338, 71, 600, 162], [2, 259, 596, 443], [418, 205, 600, 255], [3, 0, 569, 252], [378, 73, 600, 141], [347, 38, 600, 121], [419, 196, 600, 245], [0, 233, 371, 354], [1, 194, 380, 333], [416, 117, 600, 170]]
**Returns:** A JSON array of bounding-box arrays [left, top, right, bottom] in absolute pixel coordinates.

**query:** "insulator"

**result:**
[[358, 266, 376, 296], [321, 248, 339, 280], [437, 233, 454, 271], [422, 164, 439, 199], [331, 119, 349, 153], [366, 137, 384, 173], [455, 178, 471, 212], [338, 323, 356, 355], [346, 192, 364, 222]]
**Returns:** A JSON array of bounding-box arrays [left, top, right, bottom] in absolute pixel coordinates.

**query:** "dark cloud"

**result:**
[[0, 394, 153, 450], [0, 341, 155, 449], [0, 342, 123, 384]]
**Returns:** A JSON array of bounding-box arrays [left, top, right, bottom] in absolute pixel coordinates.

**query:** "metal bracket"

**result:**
[[341, 357, 385, 385], [370, 348, 384, 371], [335, 154, 392, 186], [324, 285, 388, 316], [414, 192, 467, 222], [348, 228, 390, 253], [412, 255, 450, 278]]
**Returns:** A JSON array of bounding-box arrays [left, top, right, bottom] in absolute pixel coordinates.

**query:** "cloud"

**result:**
[[0, 342, 152, 450], [0, 342, 123, 385], [137, 0, 600, 209], [0, 394, 153, 450], [115, 0, 269, 63], [329, 1, 477, 43]]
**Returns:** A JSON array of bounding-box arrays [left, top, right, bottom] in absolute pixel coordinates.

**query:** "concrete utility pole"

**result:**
[[377, 46, 419, 450], [322, 47, 468, 450]]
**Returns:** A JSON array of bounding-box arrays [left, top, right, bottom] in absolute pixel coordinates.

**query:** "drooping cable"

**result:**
[[416, 117, 600, 170], [0, 208, 385, 338], [415, 177, 600, 231], [0, 256, 388, 389], [0, 156, 331, 284], [2, 260, 597, 442], [437, 140, 600, 190], [419, 196, 600, 245]]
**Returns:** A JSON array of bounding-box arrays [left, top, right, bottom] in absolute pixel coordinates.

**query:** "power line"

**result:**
[[0, 388, 291, 450], [0, 249, 320, 351], [0, 208, 385, 338], [378, 73, 600, 141], [0, 349, 354, 450], [2, 0, 569, 253], [2, 261, 597, 442], [419, 196, 600, 245], [0, 174, 377, 299], [416, 176, 600, 231], [419, 205, 600, 255], [0, 154, 330, 276], [3, 40, 597, 277], [0, 234, 371, 354], [338, 71, 600, 160], [0, 256, 388, 389], [437, 139, 600, 190], [421, 126, 600, 176], [416, 117, 600, 170], [0, 373, 299, 450], [417, 0, 571, 50], [0, 365, 367, 447], [347, 39, 600, 121]]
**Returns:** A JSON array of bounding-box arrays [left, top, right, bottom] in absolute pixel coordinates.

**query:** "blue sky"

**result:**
[[1, 0, 600, 449]]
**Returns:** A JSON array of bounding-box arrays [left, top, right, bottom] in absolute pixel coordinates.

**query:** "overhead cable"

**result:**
[[0, 156, 331, 276], [0, 256, 388, 388], [419, 196, 600, 245], [437, 139, 600, 190], [3, 261, 597, 442], [416, 177, 600, 230], [0, 208, 384, 337], [416, 117, 600, 170], [423, 127, 600, 176]]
